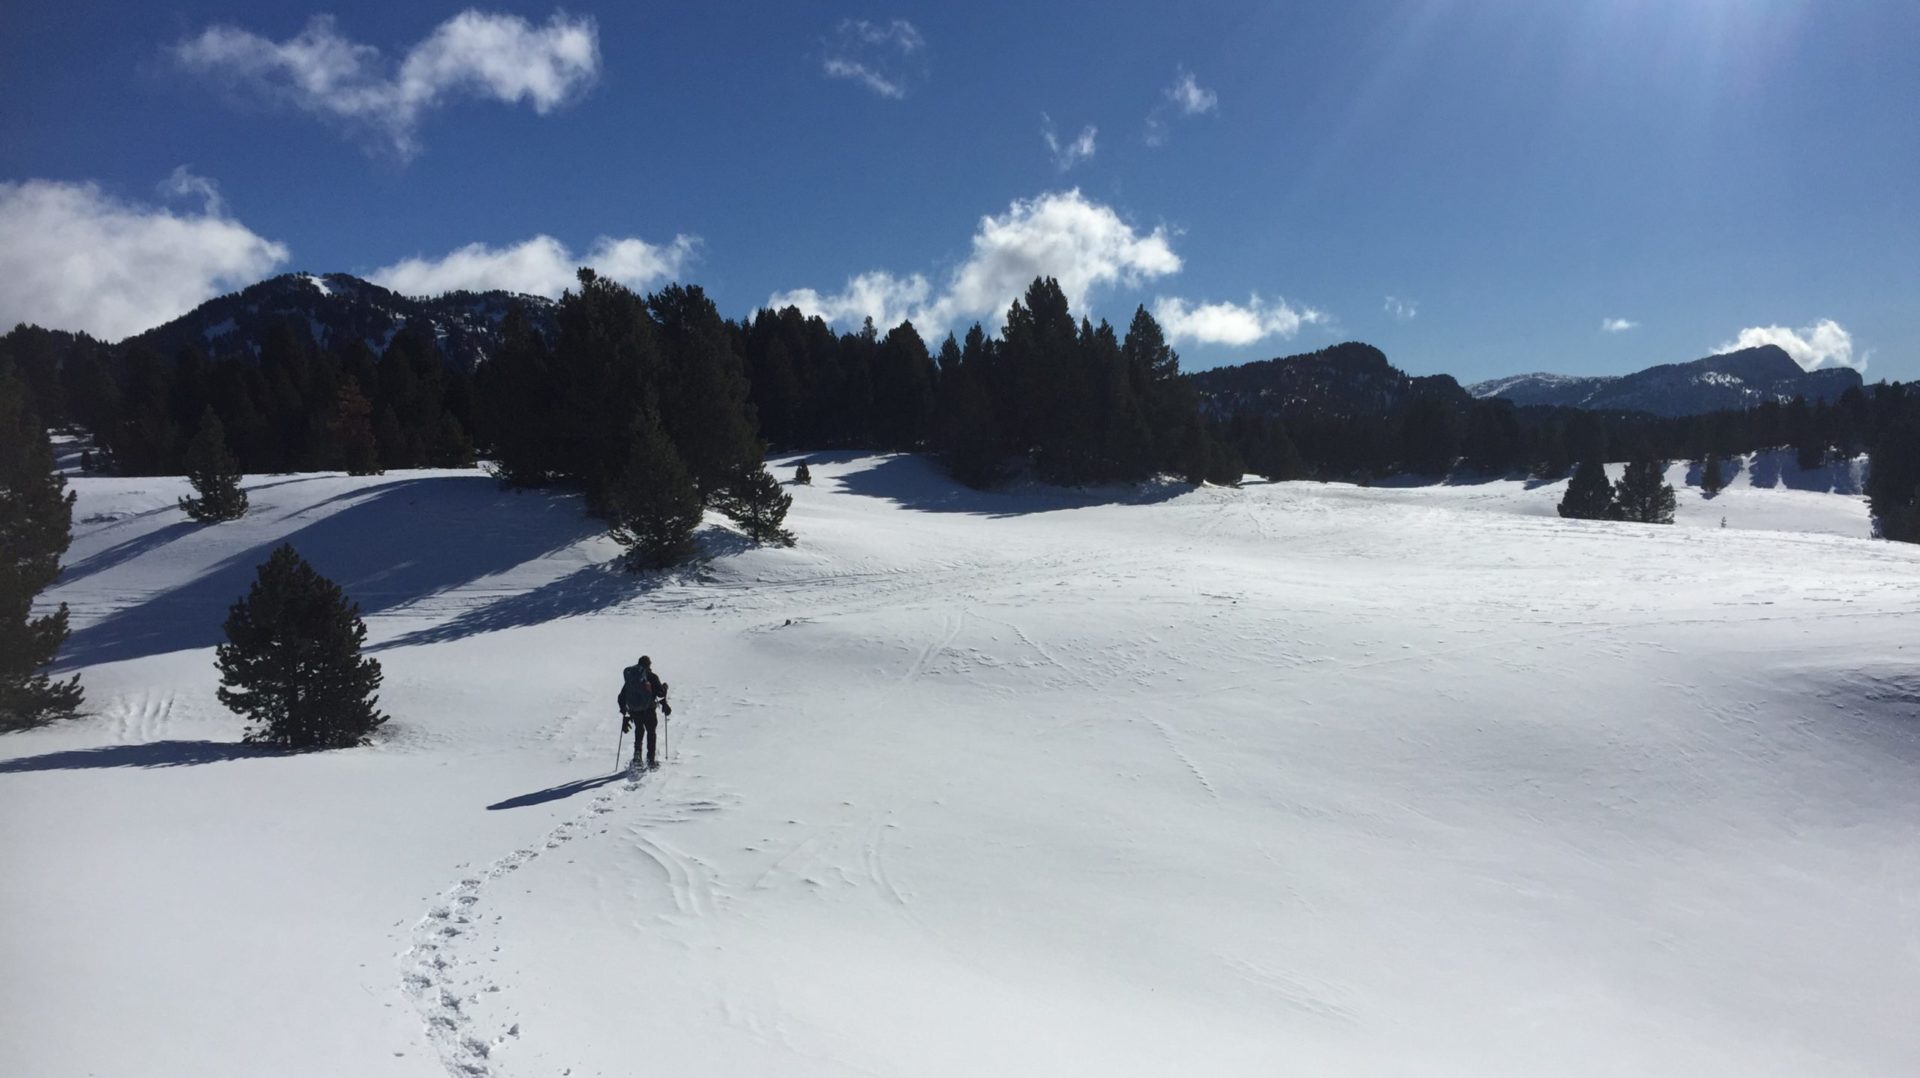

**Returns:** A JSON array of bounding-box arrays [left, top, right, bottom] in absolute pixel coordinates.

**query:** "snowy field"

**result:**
[[4, 452, 1918, 1077]]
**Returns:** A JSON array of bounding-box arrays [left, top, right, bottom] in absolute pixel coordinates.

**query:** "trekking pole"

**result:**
[[615, 722, 626, 773]]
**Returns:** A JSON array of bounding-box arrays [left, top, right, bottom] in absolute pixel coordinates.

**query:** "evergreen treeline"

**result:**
[[5, 271, 1917, 544], [1209, 380, 1903, 485], [1207, 375, 1920, 540], [736, 277, 1234, 485], [0, 321, 477, 476]]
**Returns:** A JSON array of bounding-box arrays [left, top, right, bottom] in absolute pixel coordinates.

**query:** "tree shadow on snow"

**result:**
[[0, 739, 283, 773], [372, 561, 656, 651], [56, 477, 601, 670], [486, 771, 626, 810], [372, 523, 750, 651], [830, 453, 1187, 517], [58, 520, 202, 585], [1746, 449, 1864, 494]]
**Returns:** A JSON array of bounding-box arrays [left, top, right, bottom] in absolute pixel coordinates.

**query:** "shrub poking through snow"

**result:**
[[714, 463, 795, 546], [217, 544, 385, 749], [179, 407, 249, 523]]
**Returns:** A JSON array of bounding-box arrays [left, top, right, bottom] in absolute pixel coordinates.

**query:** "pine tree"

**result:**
[[931, 363, 1006, 489], [1866, 410, 1920, 543], [1614, 454, 1677, 524], [0, 366, 83, 731], [216, 544, 384, 749], [606, 409, 704, 569], [178, 407, 249, 523], [328, 382, 382, 476], [1399, 395, 1461, 477], [1533, 423, 1571, 480], [648, 284, 761, 497], [1558, 458, 1614, 520], [1699, 452, 1725, 498], [426, 414, 476, 469], [1257, 421, 1306, 481], [794, 460, 812, 485], [714, 463, 795, 546]]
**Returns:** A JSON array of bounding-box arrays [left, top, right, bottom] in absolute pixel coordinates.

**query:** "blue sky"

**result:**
[[2, 1, 1915, 382]]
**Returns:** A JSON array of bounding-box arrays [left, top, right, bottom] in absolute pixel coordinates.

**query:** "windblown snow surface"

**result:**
[[4, 453, 1918, 1077]]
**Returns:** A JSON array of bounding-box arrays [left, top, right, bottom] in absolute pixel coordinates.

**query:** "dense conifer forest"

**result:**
[[1, 272, 1916, 543]]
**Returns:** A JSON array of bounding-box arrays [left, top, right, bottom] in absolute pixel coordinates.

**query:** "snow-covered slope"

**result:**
[[4, 457, 1918, 1077]]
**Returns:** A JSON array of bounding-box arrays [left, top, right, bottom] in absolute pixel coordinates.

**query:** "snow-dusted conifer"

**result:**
[[1615, 455, 1676, 524], [0, 366, 82, 731], [217, 544, 385, 749], [606, 408, 703, 569], [179, 407, 248, 523], [715, 463, 795, 546], [1558, 458, 1614, 520], [1700, 452, 1725, 498]]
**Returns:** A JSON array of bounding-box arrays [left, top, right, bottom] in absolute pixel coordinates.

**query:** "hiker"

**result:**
[[795, 460, 812, 485], [618, 654, 671, 769]]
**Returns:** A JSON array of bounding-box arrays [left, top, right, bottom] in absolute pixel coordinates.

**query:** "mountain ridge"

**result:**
[[1466, 345, 1862, 416], [123, 272, 555, 370]]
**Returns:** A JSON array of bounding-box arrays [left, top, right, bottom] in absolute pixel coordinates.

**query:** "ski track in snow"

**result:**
[[400, 766, 656, 1077]]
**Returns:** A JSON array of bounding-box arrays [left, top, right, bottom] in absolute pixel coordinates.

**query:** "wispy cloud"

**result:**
[[1718, 319, 1863, 371], [1145, 66, 1217, 147], [1153, 294, 1324, 347], [0, 174, 289, 340], [1600, 317, 1637, 333], [1041, 114, 1098, 172], [821, 18, 926, 99], [1384, 295, 1418, 322], [1168, 69, 1218, 115], [170, 11, 600, 159], [770, 189, 1180, 337], [370, 234, 699, 298], [160, 165, 226, 215]]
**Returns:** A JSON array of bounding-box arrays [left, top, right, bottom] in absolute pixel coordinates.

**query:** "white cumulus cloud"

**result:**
[[1153, 294, 1324, 347], [821, 18, 926, 99], [0, 175, 289, 341], [1042, 114, 1098, 172], [1601, 317, 1638, 333], [1718, 319, 1862, 371], [370, 234, 699, 298], [1385, 295, 1418, 322], [171, 10, 600, 159], [769, 189, 1180, 337]]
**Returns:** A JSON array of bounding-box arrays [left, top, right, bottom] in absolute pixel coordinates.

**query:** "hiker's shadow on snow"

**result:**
[[0, 739, 282, 773], [831, 453, 1187, 517], [56, 477, 600, 670], [486, 772, 626, 810]]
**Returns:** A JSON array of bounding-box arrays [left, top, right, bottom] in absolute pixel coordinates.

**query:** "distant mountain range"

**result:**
[[102, 276, 1864, 421], [125, 273, 554, 370], [1188, 342, 1470, 419], [1465, 345, 1861, 417]]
